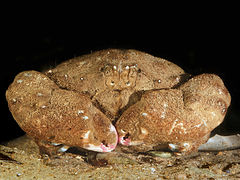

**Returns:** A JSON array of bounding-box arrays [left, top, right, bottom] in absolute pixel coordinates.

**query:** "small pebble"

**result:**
[[147, 151, 172, 158], [75, 156, 83, 160], [175, 173, 187, 180], [150, 167, 156, 174], [225, 169, 231, 173]]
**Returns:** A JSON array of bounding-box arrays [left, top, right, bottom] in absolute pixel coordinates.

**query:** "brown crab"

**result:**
[[6, 49, 231, 154]]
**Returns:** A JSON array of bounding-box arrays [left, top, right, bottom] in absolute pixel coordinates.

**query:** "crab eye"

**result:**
[[110, 81, 115, 86]]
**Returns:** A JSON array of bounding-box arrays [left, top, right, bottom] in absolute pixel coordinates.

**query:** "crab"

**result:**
[[6, 49, 231, 155]]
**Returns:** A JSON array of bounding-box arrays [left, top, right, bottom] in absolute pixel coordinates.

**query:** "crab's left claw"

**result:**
[[83, 124, 118, 152]]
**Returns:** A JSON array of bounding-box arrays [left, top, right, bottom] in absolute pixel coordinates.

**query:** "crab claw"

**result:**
[[83, 124, 118, 152], [99, 124, 118, 152], [119, 135, 131, 146]]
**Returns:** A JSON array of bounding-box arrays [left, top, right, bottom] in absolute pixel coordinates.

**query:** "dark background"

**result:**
[[1, 8, 239, 143]]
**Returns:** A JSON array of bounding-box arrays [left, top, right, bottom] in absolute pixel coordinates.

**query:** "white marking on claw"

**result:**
[[82, 116, 89, 120], [85, 144, 104, 152], [168, 119, 179, 135], [140, 127, 148, 135], [168, 119, 187, 135], [194, 123, 202, 128], [82, 130, 90, 139], [218, 89, 223, 95], [142, 112, 148, 116], [160, 103, 168, 119], [51, 142, 61, 146], [211, 112, 216, 117], [37, 93, 43, 96], [193, 111, 208, 128], [178, 123, 187, 134], [77, 110, 84, 115], [176, 77, 180, 82], [109, 124, 116, 133], [201, 119, 207, 127], [160, 112, 166, 118]]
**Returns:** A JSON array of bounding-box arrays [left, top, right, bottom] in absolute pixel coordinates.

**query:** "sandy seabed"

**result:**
[[1, 135, 240, 180]]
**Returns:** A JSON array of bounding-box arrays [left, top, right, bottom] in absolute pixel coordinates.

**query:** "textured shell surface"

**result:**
[[6, 49, 231, 154]]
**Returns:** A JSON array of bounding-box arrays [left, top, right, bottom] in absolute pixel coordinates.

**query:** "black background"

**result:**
[[1, 7, 239, 143]]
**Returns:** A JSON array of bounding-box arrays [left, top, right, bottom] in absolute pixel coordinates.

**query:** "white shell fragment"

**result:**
[[198, 134, 240, 151]]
